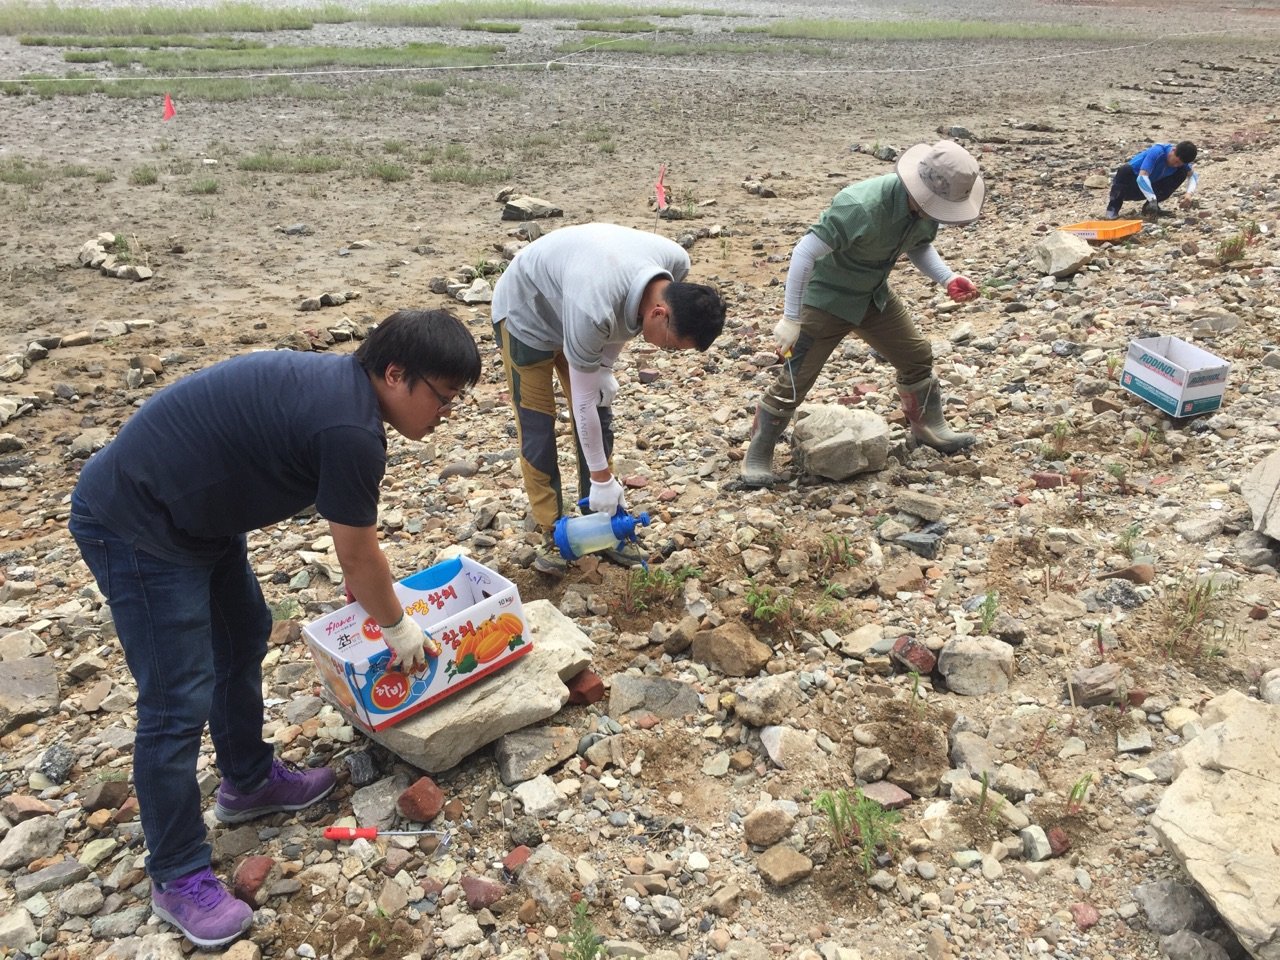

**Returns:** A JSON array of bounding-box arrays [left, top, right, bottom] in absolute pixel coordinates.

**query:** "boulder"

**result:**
[[362, 600, 590, 771], [790, 404, 889, 481], [1150, 691, 1280, 959], [501, 196, 563, 221], [1242, 450, 1280, 541], [936, 636, 1014, 696], [1033, 231, 1094, 278]]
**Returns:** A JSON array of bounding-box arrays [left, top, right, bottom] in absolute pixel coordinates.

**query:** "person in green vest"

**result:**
[[741, 140, 986, 488]]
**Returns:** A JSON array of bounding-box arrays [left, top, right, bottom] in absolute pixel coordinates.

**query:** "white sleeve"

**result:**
[[907, 244, 956, 286], [570, 368, 610, 473], [783, 233, 833, 321]]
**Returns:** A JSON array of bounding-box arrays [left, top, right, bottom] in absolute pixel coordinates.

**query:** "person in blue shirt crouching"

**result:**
[[1104, 141, 1198, 219]]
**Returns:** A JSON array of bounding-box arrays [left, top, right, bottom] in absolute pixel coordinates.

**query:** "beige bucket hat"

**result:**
[[896, 140, 986, 224]]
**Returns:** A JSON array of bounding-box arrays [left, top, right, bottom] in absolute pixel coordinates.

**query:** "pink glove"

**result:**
[[946, 276, 979, 303]]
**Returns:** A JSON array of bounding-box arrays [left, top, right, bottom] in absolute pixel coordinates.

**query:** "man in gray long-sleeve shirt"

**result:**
[[492, 222, 727, 576]]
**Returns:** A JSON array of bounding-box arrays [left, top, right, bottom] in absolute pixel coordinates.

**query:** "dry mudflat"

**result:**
[[1, 1, 1280, 959]]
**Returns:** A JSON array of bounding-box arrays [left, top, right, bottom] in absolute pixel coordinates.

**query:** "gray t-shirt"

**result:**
[[491, 223, 690, 371]]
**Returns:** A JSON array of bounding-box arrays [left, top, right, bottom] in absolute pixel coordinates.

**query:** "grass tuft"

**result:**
[[129, 165, 159, 185], [369, 161, 409, 182]]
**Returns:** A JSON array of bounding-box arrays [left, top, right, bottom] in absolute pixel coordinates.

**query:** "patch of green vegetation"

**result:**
[[129, 164, 159, 185], [744, 579, 791, 623], [815, 787, 902, 876], [0, 2, 347, 36], [0, 157, 49, 186], [620, 565, 700, 615], [383, 138, 408, 154], [1164, 573, 1241, 659], [559, 900, 605, 960], [72, 41, 498, 72], [512, 131, 557, 159], [22, 33, 264, 49], [188, 178, 219, 194], [404, 79, 448, 97], [363, 2, 725, 28], [747, 19, 1129, 41], [369, 161, 409, 182], [416, 142, 472, 165], [62, 164, 93, 178], [93, 170, 115, 183]]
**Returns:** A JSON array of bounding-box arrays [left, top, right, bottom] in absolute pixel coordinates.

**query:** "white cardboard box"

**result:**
[[302, 556, 528, 731], [1120, 335, 1230, 418]]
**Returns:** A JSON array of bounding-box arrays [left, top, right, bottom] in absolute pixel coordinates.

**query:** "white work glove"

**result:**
[[380, 616, 426, 672], [588, 476, 626, 514], [599, 370, 619, 408], [773, 317, 801, 357]]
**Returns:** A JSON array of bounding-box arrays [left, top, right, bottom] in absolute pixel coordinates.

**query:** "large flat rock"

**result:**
[[1151, 691, 1280, 960], [359, 600, 592, 772]]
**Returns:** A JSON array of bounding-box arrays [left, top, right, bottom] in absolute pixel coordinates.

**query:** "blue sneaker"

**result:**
[[152, 867, 252, 948], [213, 758, 335, 824]]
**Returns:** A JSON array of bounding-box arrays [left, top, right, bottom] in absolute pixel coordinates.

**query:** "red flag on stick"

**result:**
[[654, 163, 667, 211], [162, 93, 175, 121]]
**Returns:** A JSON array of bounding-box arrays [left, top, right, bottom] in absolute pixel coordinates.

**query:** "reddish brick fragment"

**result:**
[[1047, 826, 1071, 857], [891, 635, 936, 675], [503, 845, 532, 874], [566, 669, 605, 705], [397, 776, 444, 823], [460, 874, 507, 910], [233, 855, 279, 906]]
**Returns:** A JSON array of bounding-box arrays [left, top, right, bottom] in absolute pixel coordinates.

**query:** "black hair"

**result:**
[[1174, 141, 1198, 164], [664, 282, 727, 352], [355, 309, 481, 388]]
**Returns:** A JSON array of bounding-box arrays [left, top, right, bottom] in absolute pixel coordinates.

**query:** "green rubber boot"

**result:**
[[898, 376, 975, 454], [740, 402, 791, 488]]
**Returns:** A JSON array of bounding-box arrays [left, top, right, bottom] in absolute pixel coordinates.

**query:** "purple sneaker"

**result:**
[[214, 758, 336, 824], [151, 867, 252, 948]]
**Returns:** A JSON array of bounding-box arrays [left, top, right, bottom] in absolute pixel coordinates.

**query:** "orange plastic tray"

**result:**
[[1061, 219, 1143, 241]]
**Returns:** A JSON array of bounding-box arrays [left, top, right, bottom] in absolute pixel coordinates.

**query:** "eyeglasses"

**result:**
[[423, 379, 460, 410]]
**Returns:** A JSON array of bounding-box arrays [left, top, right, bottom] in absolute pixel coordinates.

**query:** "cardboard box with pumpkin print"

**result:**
[[302, 556, 529, 731]]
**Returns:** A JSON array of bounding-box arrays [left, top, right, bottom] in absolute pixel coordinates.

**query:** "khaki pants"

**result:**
[[762, 290, 933, 415], [497, 321, 613, 530]]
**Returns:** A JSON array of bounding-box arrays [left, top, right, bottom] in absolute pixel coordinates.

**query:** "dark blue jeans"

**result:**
[[69, 492, 273, 883]]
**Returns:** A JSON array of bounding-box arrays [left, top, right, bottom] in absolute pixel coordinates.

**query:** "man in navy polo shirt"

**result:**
[[1104, 141, 1198, 219], [69, 309, 480, 949]]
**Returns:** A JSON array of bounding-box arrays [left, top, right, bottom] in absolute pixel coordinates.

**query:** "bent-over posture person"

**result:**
[[742, 140, 986, 488], [69, 310, 481, 948], [1104, 140, 1198, 219], [491, 222, 726, 576]]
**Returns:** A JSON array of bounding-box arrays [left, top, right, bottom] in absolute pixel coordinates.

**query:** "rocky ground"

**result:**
[[2, 0, 1280, 959]]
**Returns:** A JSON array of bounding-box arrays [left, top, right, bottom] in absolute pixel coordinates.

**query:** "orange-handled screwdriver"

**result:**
[[323, 826, 449, 841]]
